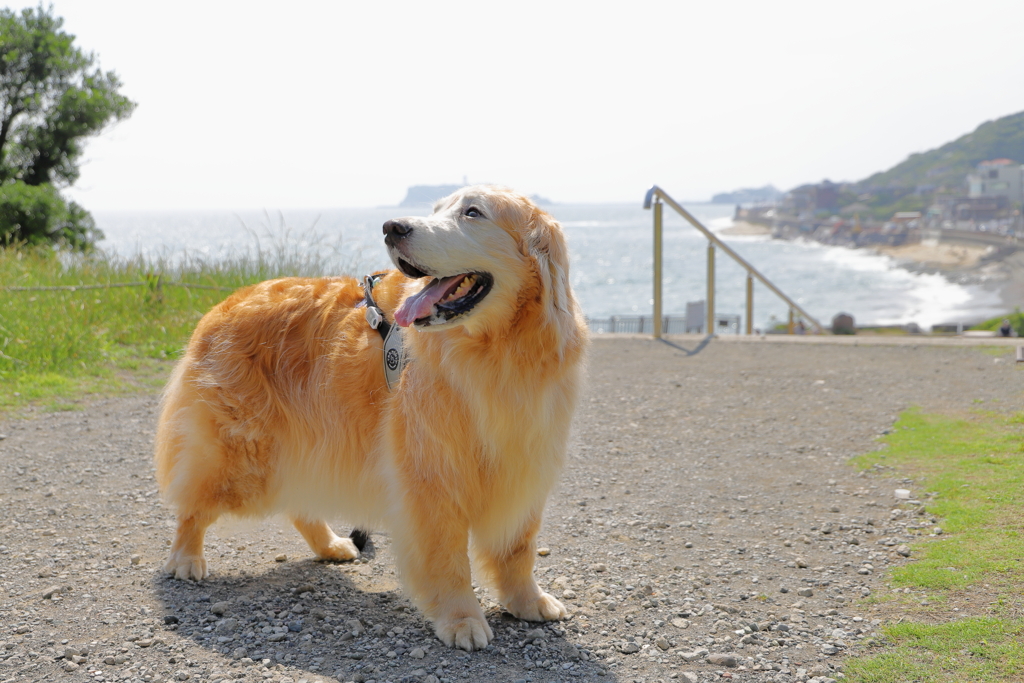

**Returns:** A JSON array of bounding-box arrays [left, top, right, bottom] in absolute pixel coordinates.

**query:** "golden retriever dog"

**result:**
[[154, 186, 587, 650]]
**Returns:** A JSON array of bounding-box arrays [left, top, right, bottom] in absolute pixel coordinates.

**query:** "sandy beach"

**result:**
[[875, 239, 1024, 313], [874, 241, 990, 269], [721, 219, 1021, 318], [720, 220, 772, 236]]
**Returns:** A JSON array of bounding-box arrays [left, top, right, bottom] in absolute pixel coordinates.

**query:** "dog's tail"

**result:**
[[350, 529, 370, 551]]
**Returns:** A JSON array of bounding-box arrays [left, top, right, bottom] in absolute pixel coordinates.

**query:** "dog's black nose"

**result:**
[[383, 219, 413, 241]]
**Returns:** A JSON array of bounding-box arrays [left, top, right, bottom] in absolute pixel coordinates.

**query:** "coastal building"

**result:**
[[967, 159, 1023, 206]]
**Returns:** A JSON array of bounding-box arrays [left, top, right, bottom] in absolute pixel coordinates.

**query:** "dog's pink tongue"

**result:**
[[394, 276, 459, 327]]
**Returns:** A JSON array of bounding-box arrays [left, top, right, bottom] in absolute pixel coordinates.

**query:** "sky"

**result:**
[[43, 0, 1024, 211]]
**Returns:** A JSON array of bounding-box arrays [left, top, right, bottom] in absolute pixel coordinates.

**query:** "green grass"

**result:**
[[970, 310, 1024, 337], [845, 409, 1024, 682], [846, 618, 1024, 682], [0, 225, 365, 412]]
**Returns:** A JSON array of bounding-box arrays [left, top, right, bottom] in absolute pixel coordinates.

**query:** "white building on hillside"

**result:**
[[967, 159, 1023, 205]]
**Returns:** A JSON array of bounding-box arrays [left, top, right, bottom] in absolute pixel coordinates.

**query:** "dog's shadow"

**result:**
[[659, 335, 714, 356], [153, 546, 619, 682]]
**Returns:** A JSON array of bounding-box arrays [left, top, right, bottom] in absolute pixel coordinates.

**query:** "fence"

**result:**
[[588, 313, 741, 335]]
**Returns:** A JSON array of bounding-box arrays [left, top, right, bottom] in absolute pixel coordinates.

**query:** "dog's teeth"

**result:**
[[446, 279, 471, 302]]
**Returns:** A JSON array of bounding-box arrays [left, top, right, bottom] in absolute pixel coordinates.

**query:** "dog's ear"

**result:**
[[526, 208, 578, 343]]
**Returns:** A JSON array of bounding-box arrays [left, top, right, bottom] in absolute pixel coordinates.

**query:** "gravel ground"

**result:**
[[1, 336, 1021, 683]]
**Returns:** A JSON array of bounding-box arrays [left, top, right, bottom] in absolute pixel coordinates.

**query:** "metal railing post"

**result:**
[[643, 186, 824, 333], [788, 308, 795, 335], [653, 199, 663, 339], [745, 273, 753, 335], [706, 243, 715, 335]]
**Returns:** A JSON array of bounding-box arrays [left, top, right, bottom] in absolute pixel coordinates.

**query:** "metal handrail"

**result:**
[[644, 185, 824, 336]]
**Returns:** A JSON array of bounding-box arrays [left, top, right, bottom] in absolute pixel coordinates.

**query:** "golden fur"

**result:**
[[154, 186, 587, 650]]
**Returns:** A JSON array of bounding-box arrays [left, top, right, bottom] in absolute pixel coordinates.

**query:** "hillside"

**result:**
[[858, 110, 1024, 191]]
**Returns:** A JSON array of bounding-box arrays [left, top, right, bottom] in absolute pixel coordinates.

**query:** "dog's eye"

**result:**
[[464, 207, 484, 219]]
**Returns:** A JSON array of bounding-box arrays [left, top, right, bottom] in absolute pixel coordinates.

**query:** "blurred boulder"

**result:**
[[832, 313, 855, 335]]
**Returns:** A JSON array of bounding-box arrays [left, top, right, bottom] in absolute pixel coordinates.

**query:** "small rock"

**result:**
[[779, 586, 789, 593], [215, 618, 238, 634], [268, 633, 287, 642], [895, 545, 911, 557], [537, 547, 550, 556], [15, 626, 30, 634], [620, 642, 640, 654], [797, 588, 814, 598], [287, 620, 302, 632], [934, 527, 943, 535], [656, 637, 671, 651], [524, 628, 547, 644], [796, 558, 809, 568], [562, 589, 576, 599], [591, 563, 607, 572], [137, 638, 154, 648], [680, 648, 708, 662], [671, 618, 690, 629], [42, 586, 62, 599], [681, 673, 699, 683], [163, 615, 179, 625], [275, 553, 288, 562], [345, 619, 365, 636], [409, 647, 425, 658], [63, 661, 79, 672], [706, 653, 739, 667], [211, 601, 231, 616], [130, 554, 142, 565], [821, 644, 839, 655], [295, 584, 316, 595], [231, 647, 247, 659]]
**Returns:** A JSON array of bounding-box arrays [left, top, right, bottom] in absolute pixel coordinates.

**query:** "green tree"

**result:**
[[0, 4, 134, 248], [0, 180, 98, 248]]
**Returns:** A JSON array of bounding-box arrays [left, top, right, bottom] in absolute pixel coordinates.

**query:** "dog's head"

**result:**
[[384, 185, 577, 339]]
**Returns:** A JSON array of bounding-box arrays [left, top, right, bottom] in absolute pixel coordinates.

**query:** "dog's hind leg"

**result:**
[[291, 517, 360, 562], [476, 513, 567, 622]]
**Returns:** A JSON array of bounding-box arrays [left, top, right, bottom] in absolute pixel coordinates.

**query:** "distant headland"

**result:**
[[398, 184, 553, 208]]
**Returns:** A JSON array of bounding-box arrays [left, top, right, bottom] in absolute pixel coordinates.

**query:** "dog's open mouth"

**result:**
[[394, 272, 493, 328]]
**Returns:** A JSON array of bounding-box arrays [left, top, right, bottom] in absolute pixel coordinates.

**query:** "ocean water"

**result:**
[[93, 202, 1005, 330]]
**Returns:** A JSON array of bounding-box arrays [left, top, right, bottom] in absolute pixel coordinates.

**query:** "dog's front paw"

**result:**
[[505, 591, 567, 622], [164, 553, 208, 581], [315, 536, 359, 562], [434, 614, 493, 651]]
